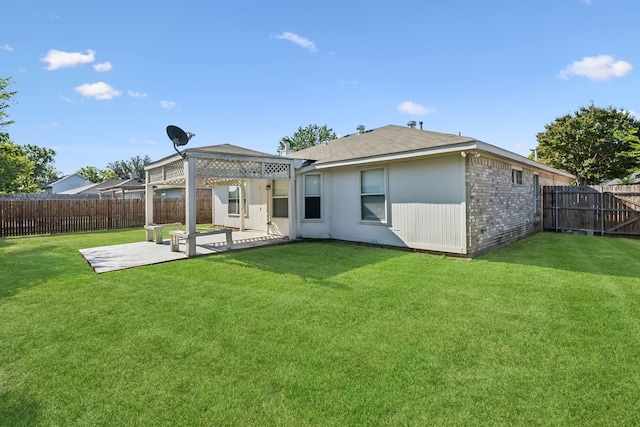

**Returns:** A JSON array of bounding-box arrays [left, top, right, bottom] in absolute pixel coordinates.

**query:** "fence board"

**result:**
[[543, 185, 640, 237], [0, 198, 213, 237]]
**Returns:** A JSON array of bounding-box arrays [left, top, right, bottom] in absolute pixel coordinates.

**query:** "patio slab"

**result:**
[[80, 230, 289, 273]]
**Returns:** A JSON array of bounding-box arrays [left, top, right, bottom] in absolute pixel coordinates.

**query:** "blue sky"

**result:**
[[2, 0, 638, 175]]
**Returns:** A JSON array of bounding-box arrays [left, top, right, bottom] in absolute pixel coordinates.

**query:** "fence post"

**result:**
[[554, 187, 559, 231], [600, 185, 605, 236]]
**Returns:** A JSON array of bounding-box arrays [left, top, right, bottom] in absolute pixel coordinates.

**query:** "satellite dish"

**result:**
[[166, 125, 195, 158]]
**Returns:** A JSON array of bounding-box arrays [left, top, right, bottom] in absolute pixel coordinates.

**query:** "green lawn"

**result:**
[[1, 230, 639, 426]]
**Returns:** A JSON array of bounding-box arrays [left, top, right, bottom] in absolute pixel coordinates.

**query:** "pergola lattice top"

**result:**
[[146, 144, 295, 187]]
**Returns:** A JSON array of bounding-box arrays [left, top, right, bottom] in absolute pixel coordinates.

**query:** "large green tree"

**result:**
[[278, 124, 337, 154], [535, 105, 640, 185], [106, 155, 151, 179]]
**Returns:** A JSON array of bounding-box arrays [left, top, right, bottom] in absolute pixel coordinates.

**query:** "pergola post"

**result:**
[[185, 156, 197, 256], [239, 179, 246, 231], [287, 167, 297, 240], [145, 170, 154, 225]]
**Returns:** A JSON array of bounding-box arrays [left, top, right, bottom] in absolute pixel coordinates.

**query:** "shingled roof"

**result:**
[[285, 125, 477, 165]]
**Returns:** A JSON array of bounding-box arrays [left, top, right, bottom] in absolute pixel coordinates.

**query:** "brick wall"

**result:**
[[465, 156, 570, 256]]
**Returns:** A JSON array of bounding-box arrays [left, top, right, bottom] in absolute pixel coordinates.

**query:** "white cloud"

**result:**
[[160, 100, 176, 109], [558, 55, 633, 81], [74, 82, 121, 100], [1, 44, 14, 52], [274, 32, 317, 52], [129, 137, 157, 145], [93, 61, 112, 72], [397, 101, 436, 116], [41, 49, 96, 70], [128, 90, 148, 99]]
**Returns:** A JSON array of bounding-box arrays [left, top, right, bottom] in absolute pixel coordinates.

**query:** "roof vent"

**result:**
[[407, 120, 417, 129], [356, 125, 365, 134]]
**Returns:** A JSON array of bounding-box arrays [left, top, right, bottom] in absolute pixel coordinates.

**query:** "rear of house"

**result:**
[[287, 125, 574, 256]]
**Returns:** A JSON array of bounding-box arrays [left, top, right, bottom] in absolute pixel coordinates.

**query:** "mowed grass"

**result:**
[[1, 230, 640, 426]]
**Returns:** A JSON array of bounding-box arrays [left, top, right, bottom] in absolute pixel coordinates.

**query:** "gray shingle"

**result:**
[[285, 125, 476, 164]]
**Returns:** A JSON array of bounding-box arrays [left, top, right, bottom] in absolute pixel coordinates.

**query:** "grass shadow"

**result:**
[[200, 240, 410, 289], [0, 390, 40, 425], [478, 231, 640, 279]]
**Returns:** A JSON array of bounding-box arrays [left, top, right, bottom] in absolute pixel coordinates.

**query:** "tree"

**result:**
[[106, 155, 151, 179], [535, 104, 640, 185], [21, 144, 59, 187], [0, 76, 17, 129], [76, 166, 118, 182], [77, 166, 117, 183], [0, 140, 37, 194], [278, 124, 337, 153]]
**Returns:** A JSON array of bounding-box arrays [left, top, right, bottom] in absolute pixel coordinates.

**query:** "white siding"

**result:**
[[388, 156, 466, 253], [297, 154, 467, 253], [213, 180, 268, 232]]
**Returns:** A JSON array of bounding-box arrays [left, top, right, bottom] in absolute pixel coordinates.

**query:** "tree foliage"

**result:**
[[106, 155, 151, 180], [278, 124, 337, 154], [0, 140, 37, 194], [21, 144, 59, 187], [0, 76, 17, 129], [536, 105, 640, 185], [77, 166, 117, 183], [0, 77, 59, 193]]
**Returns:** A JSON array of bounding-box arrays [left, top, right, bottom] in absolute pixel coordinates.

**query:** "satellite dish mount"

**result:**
[[166, 125, 195, 158]]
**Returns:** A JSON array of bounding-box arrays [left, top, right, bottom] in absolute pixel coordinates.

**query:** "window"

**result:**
[[533, 174, 540, 214], [304, 174, 321, 219], [512, 169, 523, 185], [272, 180, 288, 218], [360, 168, 386, 222], [228, 185, 247, 216]]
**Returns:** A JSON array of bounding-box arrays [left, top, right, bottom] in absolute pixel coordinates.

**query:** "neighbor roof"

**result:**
[[285, 125, 476, 165]]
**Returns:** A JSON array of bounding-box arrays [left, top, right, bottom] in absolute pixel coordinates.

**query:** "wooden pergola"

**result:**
[[144, 144, 297, 256]]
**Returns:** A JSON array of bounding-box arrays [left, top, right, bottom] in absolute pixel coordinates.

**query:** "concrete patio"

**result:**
[[80, 230, 291, 273]]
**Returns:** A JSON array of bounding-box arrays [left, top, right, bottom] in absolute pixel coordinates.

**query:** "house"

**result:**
[[42, 174, 92, 194], [144, 124, 574, 257], [98, 177, 146, 199]]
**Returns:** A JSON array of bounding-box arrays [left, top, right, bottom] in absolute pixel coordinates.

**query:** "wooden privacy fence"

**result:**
[[0, 198, 213, 237], [543, 185, 640, 237]]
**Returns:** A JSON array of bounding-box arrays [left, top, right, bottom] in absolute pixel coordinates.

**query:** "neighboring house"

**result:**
[[98, 178, 146, 199], [602, 171, 640, 185], [145, 124, 575, 257], [57, 178, 126, 197], [43, 174, 92, 194]]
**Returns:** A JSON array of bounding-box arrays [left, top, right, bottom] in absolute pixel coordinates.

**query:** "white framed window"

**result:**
[[360, 168, 387, 223], [512, 168, 523, 185], [304, 174, 321, 219], [228, 185, 247, 216], [272, 180, 288, 218]]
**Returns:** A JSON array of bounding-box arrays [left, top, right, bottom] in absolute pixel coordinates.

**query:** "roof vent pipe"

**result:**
[[356, 125, 365, 134], [419, 121, 423, 130]]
